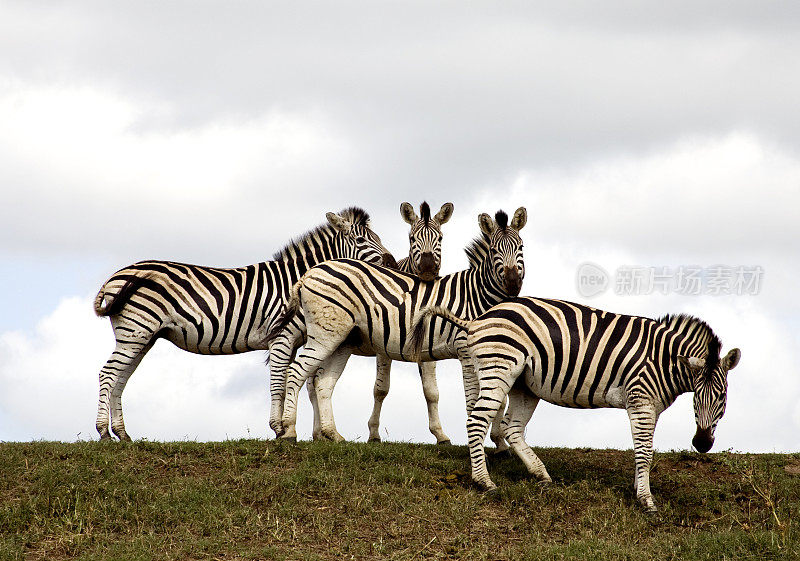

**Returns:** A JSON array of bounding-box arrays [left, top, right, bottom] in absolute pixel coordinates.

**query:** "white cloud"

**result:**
[[1, 4, 797, 455], [0, 83, 357, 260]]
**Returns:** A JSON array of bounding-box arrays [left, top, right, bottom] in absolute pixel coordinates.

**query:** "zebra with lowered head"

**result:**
[[265, 208, 527, 443], [266, 201, 455, 443], [93, 207, 395, 441], [408, 298, 741, 511]]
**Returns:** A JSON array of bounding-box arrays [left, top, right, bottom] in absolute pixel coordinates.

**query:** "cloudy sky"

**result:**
[[1, 2, 798, 453]]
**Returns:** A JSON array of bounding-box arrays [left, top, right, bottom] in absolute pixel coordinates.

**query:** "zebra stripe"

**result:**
[[368, 201, 454, 444], [93, 207, 395, 442], [411, 297, 741, 511], [275, 201, 456, 443], [266, 207, 527, 443]]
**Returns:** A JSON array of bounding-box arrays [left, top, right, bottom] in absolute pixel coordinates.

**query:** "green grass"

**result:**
[[1, 440, 797, 560]]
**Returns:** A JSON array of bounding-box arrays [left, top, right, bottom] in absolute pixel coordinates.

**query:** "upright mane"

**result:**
[[464, 232, 492, 269], [271, 206, 371, 261], [419, 201, 431, 225], [657, 313, 722, 371], [495, 210, 508, 230]]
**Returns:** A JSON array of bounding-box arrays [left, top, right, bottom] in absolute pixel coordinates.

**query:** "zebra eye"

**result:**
[[356, 236, 366, 243]]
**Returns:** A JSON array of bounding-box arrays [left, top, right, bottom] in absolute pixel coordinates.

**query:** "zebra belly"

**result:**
[[524, 361, 621, 409]]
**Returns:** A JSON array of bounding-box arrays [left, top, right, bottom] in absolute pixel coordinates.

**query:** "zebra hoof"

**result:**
[[367, 436, 382, 443], [280, 436, 297, 443], [117, 434, 133, 443], [436, 439, 452, 446]]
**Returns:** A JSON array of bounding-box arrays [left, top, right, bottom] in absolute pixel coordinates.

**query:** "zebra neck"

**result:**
[[472, 258, 509, 312], [438, 262, 507, 319], [396, 256, 414, 274], [653, 322, 714, 400]]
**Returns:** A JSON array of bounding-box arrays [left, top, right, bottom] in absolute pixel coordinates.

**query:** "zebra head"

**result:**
[[326, 208, 398, 268], [679, 347, 741, 453], [478, 207, 527, 296], [400, 201, 454, 281]]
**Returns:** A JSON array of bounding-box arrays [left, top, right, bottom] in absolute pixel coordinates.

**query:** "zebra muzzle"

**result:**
[[418, 252, 438, 282], [692, 427, 714, 453], [504, 266, 522, 296]]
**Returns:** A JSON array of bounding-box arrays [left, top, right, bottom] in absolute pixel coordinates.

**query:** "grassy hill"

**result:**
[[1, 440, 797, 560]]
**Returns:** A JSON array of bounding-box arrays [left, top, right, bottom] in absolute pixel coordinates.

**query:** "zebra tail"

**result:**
[[93, 275, 142, 317], [407, 305, 470, 360], [263, 280, 303, 345]]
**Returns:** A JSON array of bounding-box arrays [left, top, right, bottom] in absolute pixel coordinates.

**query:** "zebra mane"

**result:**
[[658, 313, 722, 372], [271, 206, 371, 261], [464, 232, 492, 269], [495, 210, 508, 230], [420, 201, 431, 225]]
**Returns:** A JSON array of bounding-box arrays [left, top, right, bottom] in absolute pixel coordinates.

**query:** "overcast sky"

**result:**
[[1, 2, 798, 453]]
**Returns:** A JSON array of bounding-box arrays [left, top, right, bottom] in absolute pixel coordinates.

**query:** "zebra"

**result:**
[[266, 201, 455, 443], [265, 207, 527, 443], [408, 298, 741, 511], [373, 201, 454, 443], [93, 207, 396, 442]]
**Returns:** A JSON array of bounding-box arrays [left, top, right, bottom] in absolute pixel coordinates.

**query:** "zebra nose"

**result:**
[[418, 252, 437, 282], [692, 427, 714, 453], [504, 266, 522, 296], [382, 252, 398, 269]]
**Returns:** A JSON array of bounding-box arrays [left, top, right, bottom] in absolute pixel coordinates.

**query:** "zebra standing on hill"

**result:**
[[266, 208, 527, 443], [372, 201, 453, 443], [409, 299, 741, 511], [93, 207, 396, 442], [267, 201, 455, 443]]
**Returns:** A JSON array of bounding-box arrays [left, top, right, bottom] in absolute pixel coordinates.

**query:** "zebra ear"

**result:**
[[478, 212, 495, 235], [678, 355, 705, 372], [326, 212, 352, 233], [400, 202, 418, 225], [510, 207, 527, 230], [723, 348, 741, 371], [434, 202, 454, 225]]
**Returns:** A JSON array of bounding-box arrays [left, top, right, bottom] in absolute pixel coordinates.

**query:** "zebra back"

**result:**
[[94, 207, 394, 354], [464, 297, 737, 412], [266, 208, 527, 361]]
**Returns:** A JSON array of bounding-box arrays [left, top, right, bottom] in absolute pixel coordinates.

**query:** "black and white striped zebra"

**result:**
[[93, 207, 396, 441], [409, 298, 741, 511], [265, 201, 455, 442], [265, 208, 527, 443], [373, 201, 453, 443]]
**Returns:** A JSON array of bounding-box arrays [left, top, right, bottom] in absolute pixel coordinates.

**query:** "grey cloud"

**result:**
[[3, 2, 800, 210]]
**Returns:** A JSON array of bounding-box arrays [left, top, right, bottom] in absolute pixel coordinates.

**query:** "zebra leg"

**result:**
[[96, 337, 154, 442], [281, 324, 350, 438], [419, 361, 450, 445], [310, 348, 351, 442], [456, 335, 479, 413], [466, 369, 516, 491], [306, 371, 323, 440], [267, 318, 305, 438], [626, 397, 659, 512], [489, 397, 510, 454], [503, 387, 550, 482], [367, 355, 392, 442]]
